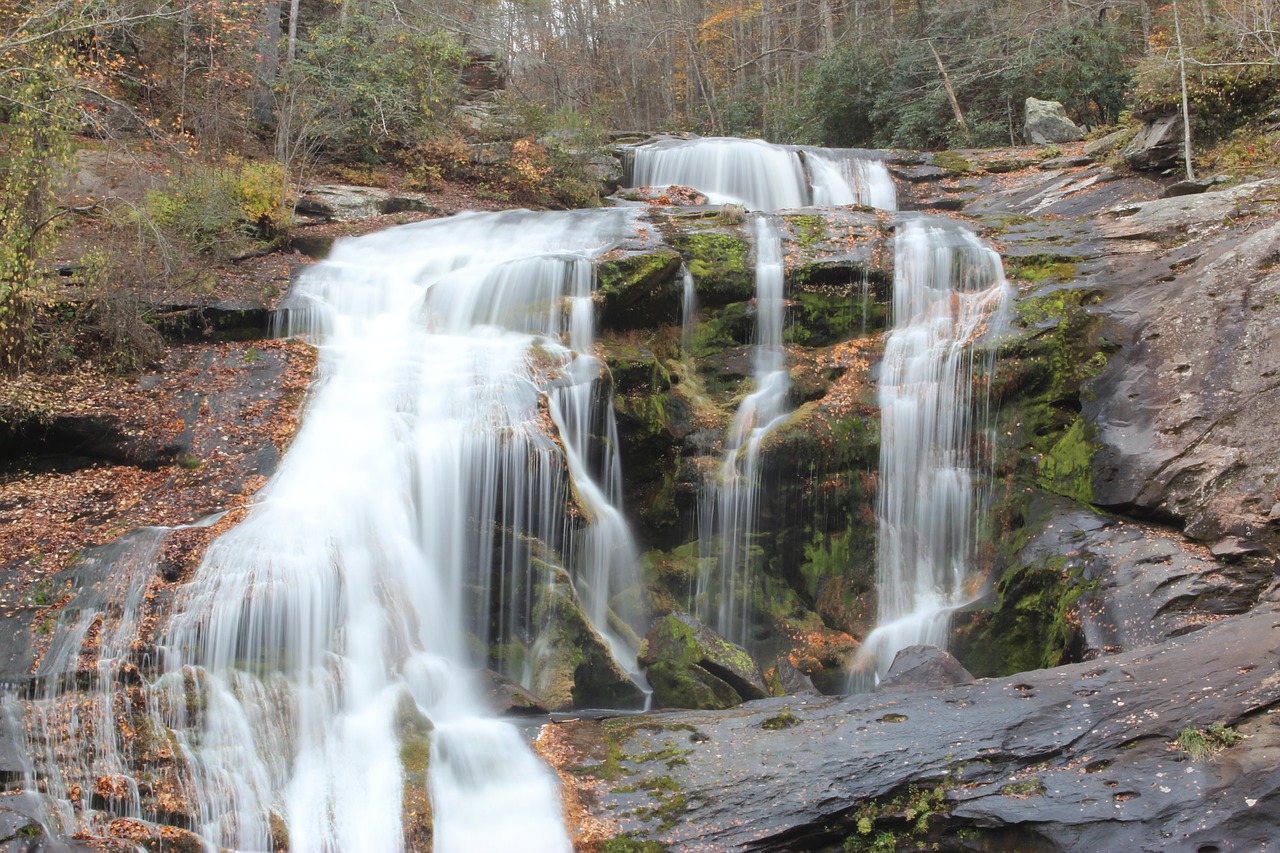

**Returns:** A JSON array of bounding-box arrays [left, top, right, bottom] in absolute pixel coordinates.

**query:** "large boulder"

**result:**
[[876, 645, 973, 692], [294, 185, 439, 222], [1122, 112, 1184, 171], [638, 612, 769, 709], [1024, 98, 1084, 144]]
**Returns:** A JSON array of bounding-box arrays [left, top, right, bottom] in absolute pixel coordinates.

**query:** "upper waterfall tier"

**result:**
[[626, 136, 897, 212]]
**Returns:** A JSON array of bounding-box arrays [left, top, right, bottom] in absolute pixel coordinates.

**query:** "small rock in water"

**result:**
[[876, 645, 974, 692]]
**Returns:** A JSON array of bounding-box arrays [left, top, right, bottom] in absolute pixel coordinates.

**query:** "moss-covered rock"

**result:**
[[531, 561, 647, 710], [638, 612, 768, 709], [596, 248, 684, 330], [669, 230, 753, 306]]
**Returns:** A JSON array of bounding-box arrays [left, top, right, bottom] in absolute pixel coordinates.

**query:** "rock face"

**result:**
[[875, 645, 973, 692], [638, 612, 769, 709], [554, 593, 1280, 851], [294, 185, 439, 221], [1123, 112, 1185, 170], [1024, 98, 1084, 144]]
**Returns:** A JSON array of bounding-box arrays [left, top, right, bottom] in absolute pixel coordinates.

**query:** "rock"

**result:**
[[638, 612, 768, 709], [585, 155, 624, 194], [594, 248, 683, 330], [557, 599, 1280, 850], [1083, 127, 1132, 157], [294, 185, 439, 222], [459, 50, 507, 94], [772, 656, 819, 695], [477, 669, 548, 716], [1038, 155, 1094, 170], [1209, 537, 1266, 558], [529, 563, 646, 711], [876, 645, 973, 691], [1101, 178, 1280, 242], [1089, 216, 1280, 547], [1161, 174, 1229, 198], [1024, 98, 1084, 144], [889, 163, 949, 182], [1122, 112, 1184, 171]]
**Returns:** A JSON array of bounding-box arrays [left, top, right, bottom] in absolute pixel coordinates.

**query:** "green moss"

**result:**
[[931, 151, 975, 175], [1037, 416, 1100, 504], [785, 214, 828, 249], [761, 712, 801, 730], [671, 231, 753, 306], [1007, 254, 1080, 284]]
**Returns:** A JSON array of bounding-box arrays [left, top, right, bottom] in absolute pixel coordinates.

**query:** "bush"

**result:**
[[290, 13, 464, 161], [141, 159, 290, 255]]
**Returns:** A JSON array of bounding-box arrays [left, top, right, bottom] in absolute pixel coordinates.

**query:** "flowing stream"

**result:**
[[22, 209, 650, 852], [628, 136, 896, 212], [631, 137, 898, 645], [853, 218, 1011, 682], [694, 216, 791, 646]]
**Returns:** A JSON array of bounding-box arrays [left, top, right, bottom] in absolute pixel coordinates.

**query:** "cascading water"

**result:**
[[20, 209, 650, 851], [853, 217, 1011, 682], [628, 136, 897, 212], [695, 216, 790, 647]]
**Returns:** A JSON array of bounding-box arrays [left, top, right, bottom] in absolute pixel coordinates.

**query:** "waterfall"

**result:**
[[854, 218, 1011, 682], [628, 136, 896, 212], [695, 216, 790, 647], [20, 209, 649, 851]]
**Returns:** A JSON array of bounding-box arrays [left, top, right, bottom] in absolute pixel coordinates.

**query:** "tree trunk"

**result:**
[[1172, 0, 1196, 179], [928, 39, 969, 141], [287, 0, 300, 63], [253, 0, 281, 129]]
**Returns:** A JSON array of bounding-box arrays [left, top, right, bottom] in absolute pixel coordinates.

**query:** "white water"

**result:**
[[628, 136, 896, 212], [19, 209, 657, 852], [695, 216, 791, 647], [853, 218, 1011, 682]]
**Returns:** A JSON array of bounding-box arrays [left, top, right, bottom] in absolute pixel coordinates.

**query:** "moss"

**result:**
[[1000, 778, 1045, 797], [596, 249, 684, 330], [1007, 254, 1080, 284], [931, 151, 975, 175], [671, 231, 753, 306], [785, 214, 828, 249], [1037, 416, 1100, 504], [600, 838, 671, 853], [761, 712, 801, 730]]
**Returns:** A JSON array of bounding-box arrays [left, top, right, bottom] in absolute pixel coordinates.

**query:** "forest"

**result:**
[[0, 0, 1278, 377]]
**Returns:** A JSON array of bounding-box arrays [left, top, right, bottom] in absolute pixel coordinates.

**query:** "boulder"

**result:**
[[876, 644, 973, 691], [1023, 98, 1084, 144], [638, 612, 769, 709], [1122, 112, 1184, 171], [1161, 174, 1229, 198], [1083, 127, 1132, 157], [530, 563, 647, 711], [477, 669, 549, 716], [294, 185, 439, 222]]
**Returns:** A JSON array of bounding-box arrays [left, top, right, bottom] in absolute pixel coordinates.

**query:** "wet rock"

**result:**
[[1024, 98, 1084, 144], [876, 645, 973, 691], [594, 248, 683, 330], [530, 563, 646, 712], [477, 669, 549, 717], [559, 599, 1280, 851], [771, 655, 819, 695], [638, 612, 768, 709], [1089, 217, 1280, 548], [1122, 112, 1184, 171]]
